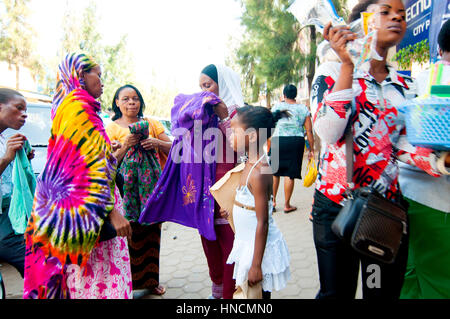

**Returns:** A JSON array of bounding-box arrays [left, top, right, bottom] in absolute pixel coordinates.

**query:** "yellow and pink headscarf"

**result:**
[[51, 53, 98, 119]]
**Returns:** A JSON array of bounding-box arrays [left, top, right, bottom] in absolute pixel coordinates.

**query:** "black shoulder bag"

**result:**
[[331, 91, 408, 264]]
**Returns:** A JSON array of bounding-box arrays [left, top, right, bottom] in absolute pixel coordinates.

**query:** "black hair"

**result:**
[[111, 84, 145, 121], [201, 64, 218, 84], [236, 105, 291, 139], [283, 84, 297, 100], [348, 0, 379, 23], [0, 88, 24, 104], [438, 19, 450, 53]]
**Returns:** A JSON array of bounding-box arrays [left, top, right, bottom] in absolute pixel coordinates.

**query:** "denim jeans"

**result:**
[[311, 190, 409, 299]]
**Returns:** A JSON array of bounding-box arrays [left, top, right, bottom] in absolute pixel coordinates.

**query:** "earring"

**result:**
[[239, 152, 248, 163]]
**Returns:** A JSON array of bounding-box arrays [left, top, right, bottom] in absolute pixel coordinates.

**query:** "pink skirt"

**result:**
[[66, 188, 133, 299]]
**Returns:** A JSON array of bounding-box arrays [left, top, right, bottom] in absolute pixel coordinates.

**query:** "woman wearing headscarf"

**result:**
[[139, 64, 244, 299], [105, 84, 172, 296], [198, 64, 244, 299], [23, 53, 132, 299]]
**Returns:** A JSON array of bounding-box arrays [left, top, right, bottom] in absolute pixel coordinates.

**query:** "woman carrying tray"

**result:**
[[399, 19, 450, 299]]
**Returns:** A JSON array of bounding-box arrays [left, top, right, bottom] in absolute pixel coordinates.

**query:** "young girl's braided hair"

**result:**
[[236, 105, 290, 139]]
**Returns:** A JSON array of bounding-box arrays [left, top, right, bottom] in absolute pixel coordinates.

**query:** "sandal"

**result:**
[[150, 285, 166, 295], [284, 206, 297, 213]]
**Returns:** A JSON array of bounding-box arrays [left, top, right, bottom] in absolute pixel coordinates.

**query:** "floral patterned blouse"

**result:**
[[272, 102, 311, 137]]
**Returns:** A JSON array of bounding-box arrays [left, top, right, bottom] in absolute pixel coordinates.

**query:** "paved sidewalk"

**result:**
[[0, 160, 362, 299], [145, 179, 319, 299]]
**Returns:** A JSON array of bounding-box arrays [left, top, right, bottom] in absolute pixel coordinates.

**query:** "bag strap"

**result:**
[[245, 155, 266, 187], [345, 85, 383, 187], [345, 123, 354, 190], [345, 99, 356, 190]]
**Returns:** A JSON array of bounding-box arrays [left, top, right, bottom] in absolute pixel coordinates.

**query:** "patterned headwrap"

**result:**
[[51, 53, 98, 119]]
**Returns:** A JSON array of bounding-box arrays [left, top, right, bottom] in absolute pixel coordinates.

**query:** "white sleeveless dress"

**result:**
[[226, 155, 291, 292]]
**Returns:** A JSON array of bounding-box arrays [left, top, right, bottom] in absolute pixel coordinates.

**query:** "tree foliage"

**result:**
[[56, 2, 135, 110], [47, 1, 173, 117], [234, 0, 350, 107], [393, 39, 430, 70], [0, 0, 43, 90], [331, 0, 349, 22], [235, 0, 303, 107]]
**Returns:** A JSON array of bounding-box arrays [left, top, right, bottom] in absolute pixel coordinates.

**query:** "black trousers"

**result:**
[[0, 198, 25, 278], [311, 190, 409, 299]]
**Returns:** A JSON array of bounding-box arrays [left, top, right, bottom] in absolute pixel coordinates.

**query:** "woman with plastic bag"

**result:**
[[309, 0, 450, 299]]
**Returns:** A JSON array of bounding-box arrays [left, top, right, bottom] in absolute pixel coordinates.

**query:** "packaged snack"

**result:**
[[291, 0, 383, 68], [304, 0, 345, 34], [361, 12, 375, 35]]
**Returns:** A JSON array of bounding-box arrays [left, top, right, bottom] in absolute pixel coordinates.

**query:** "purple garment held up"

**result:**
[[139, 91, 221, 240]]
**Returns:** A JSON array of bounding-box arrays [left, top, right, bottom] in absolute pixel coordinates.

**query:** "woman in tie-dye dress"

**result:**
[[23, 53, 133, 299]]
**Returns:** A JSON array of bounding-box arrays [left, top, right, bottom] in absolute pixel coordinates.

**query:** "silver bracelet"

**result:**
[[219, 116, 230, 124]]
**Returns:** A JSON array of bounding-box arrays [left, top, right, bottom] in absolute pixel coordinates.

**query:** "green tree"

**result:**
[[49, 1, 135, 109], [140, 78, 179, 118], [236, 0, 303, 108], [234, 0, 349, 107], [0, 0, 43, 90], [332, 0, 349, 21]]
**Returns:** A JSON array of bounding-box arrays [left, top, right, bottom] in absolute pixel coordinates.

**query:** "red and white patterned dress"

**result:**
[[310, 62, 442, 205]]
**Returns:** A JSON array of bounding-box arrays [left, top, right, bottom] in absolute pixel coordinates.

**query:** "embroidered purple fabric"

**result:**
[[139, 91, 221, 240]]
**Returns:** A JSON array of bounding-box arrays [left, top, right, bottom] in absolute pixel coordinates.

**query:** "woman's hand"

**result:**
[[109, 207, 132, 241], [248, 265, 263, 287], [111, 140, 122, 152], [27, 149, 35, 161], [140, 137, 160, 151], [213, 101, 229, 120], [3, 134, 26, 163], [123, 134, 140, 150], [308, 150, 314, 160], [328, 24, 357, 66], [323, 22, 333, 41], [219, 209, 229, 220]]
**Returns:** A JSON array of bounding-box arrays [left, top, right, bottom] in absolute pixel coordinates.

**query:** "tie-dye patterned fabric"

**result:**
[[66, 187, 132, 299], [23, 54, 117, 299], [51, 53, 98, 120]]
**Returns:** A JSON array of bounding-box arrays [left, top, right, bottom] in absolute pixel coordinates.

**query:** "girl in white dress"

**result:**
[[226, 106, 291, 299]]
